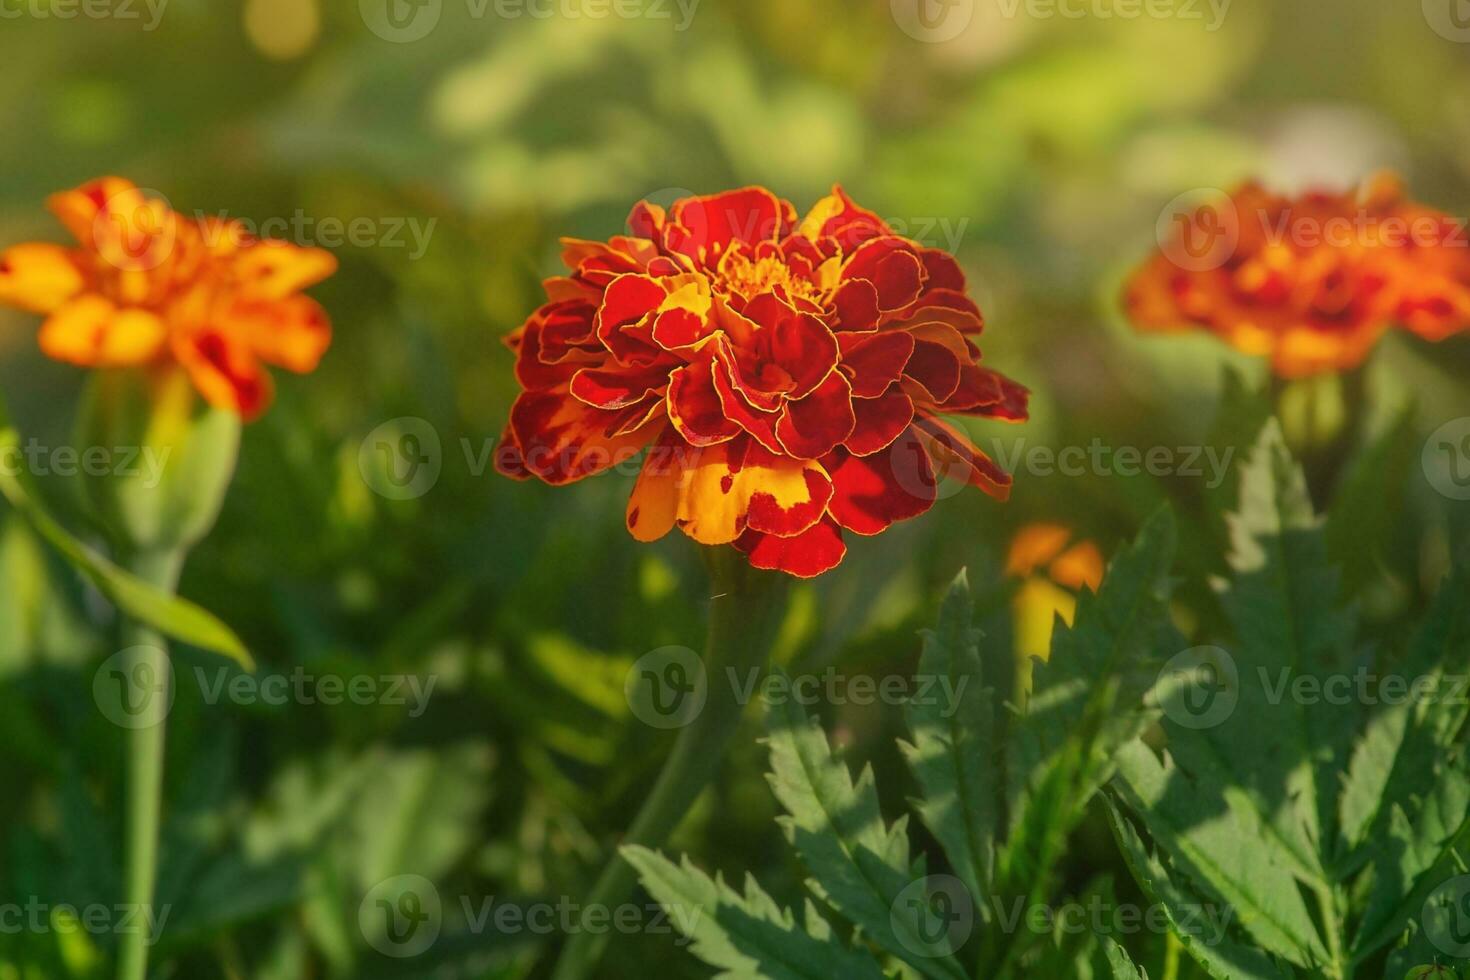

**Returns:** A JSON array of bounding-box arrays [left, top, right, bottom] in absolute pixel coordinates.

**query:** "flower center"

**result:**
[[718, 252, 822, 306]]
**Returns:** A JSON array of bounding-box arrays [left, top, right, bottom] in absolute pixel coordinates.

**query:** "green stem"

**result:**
[[550, 547, 788, 980], [116, 548, 185, 980]]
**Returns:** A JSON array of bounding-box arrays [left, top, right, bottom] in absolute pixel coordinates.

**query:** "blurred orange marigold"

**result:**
[[496, 186, 1030, 577], [1124, 173, 1470, 377], [0, 177, 337, 420]]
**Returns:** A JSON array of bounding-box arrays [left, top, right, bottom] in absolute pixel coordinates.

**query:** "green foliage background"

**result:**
[[1, 1, 1468, 977]]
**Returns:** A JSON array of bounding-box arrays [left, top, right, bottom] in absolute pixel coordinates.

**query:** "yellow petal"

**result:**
[[0, 244, 85, 314], [233, 241, 338, 300], [39, 295, 167, 366]]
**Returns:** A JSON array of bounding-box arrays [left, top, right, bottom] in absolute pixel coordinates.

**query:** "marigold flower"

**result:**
[[1007, 522, 1104, 664], [0, 177, 337, 419], [496, 186, 1029, 577], [1124, 173, 1470, 377]]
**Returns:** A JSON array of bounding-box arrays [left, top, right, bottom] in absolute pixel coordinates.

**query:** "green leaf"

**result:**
[[1352, 753, 1470, 961], [764, 677, 968, 980], [623, 846, 888, 980], [0, 410, 253, 671], [1111, 741, 1328, 967], [900, 569, 998, 907], [1003, 508, 1181, 892], [1325, 406, 1417, 596], [1102, 936, 1149, 980], [1105, 799, 1295, 980], [1340, 561, 1470, 856]]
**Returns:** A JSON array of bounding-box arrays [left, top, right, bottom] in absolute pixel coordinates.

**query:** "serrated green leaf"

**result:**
[[623, 847, 888, 980], [1105, 798, 1295, 980], [1103, 936, 1148, 980], [900, 569, 997, 907], [1003, 508, 1181, 893], [764, 680, 967, 980], [1112, 741, 1327, 967], [0, 414, 252, 671], [1340, 561, 1470, 854], [1352, 754, 1470, 961], [1325, 406, 1417, 596]]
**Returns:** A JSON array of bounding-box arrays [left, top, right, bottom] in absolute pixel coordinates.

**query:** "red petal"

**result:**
[[905, 339, 962, 402], [667, 187, 787, 263], [711, 349, 785, 453], [628, 201, 666, 240], [775, 371, 856, 459], [920, 250, 967, 292], [827, 442, 936, 536], [839, 331, 915, 397], [832, 279, 880, 332], [741, 443, 834, 537], [736, 517, 847, 578], [510, 386, 657, 485], [846, 384, 915, 456], [842, 238, 926, 312], [667, 356, 741, 446], [913, 416, 1012, 500], [570, 365, 668, 409], [944, 364, 1030, 421]]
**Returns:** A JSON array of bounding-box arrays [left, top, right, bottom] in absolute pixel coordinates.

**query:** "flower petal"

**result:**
[[39, 295, 167, 367], [776, 371, 856, 459], [667, 187, 788, 263], [0, 244, 84, 313], [222, 295, 332, 373], [736, 517, 846, 578], [667, 355, 742, 446], [913, 416, 1012, 500], [510, 385, 658, 485], [845, 383, 915, 456], [839, 330, 915, 397], [233, 241, 339, 300], [673, 439, 831, 545], [827, 442, 936, 536], [174, 330, 275, 420]]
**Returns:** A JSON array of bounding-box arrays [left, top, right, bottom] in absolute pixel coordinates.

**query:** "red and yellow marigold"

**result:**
[[496, 186, 1029, 577], [1125, 173, 1470, 377], [0, 177, 336, 419]]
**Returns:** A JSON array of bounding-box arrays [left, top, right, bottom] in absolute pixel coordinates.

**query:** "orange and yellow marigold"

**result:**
[[0, 177, 337, 419], [1125, 173, 1470, 377], [496, 186, 1029, 577]]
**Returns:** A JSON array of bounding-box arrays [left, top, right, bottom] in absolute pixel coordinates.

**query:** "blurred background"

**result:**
[[2, 0, 1469, 976]]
